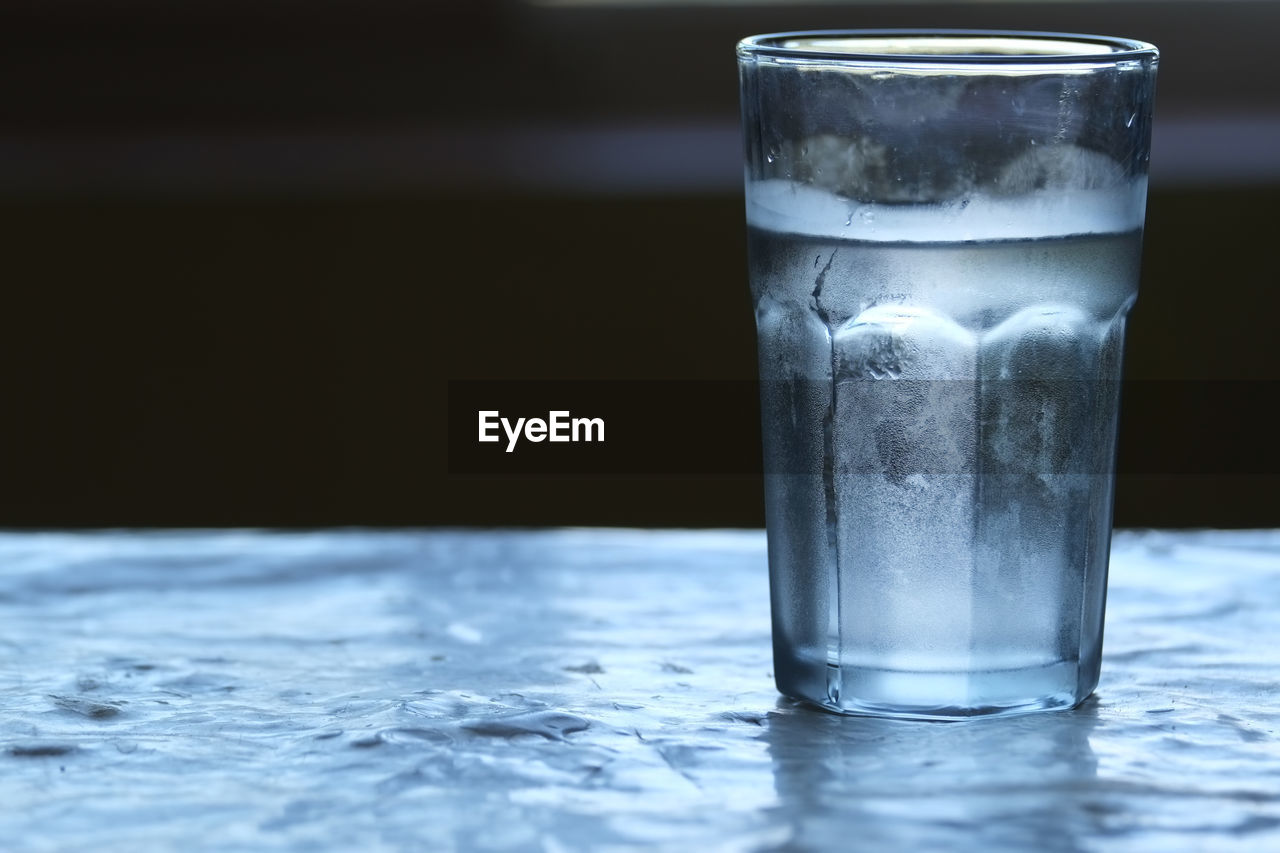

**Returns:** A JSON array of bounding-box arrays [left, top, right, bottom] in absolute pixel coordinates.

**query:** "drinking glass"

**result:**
[[739, 30, 1158, 718]]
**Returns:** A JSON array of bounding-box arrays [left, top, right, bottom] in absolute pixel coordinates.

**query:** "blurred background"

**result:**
[[3, 0, 1277, 528]]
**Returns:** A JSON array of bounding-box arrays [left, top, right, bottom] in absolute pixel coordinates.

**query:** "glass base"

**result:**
[[777, 653, 1094, 721]]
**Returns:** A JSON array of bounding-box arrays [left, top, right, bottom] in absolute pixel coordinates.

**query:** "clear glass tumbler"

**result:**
[[739, 31, 1158, 719]]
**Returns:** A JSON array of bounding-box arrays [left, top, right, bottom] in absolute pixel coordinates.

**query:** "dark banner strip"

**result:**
[[447, 380, 1280, 477]]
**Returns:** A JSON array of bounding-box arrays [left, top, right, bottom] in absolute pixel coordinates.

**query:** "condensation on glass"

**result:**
[[739, 30, 1159, 719]]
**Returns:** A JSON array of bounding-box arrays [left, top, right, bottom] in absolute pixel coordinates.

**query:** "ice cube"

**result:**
[[994, 145, 1126, 195]]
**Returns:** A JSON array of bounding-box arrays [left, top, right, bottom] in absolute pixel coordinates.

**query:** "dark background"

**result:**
[[3, 0, 1278, 528]]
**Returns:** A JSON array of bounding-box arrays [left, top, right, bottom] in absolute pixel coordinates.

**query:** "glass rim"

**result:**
[[737, 29, 1158, 66]]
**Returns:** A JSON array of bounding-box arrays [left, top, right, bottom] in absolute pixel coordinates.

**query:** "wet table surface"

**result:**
[[1, 529, 1278, 851]]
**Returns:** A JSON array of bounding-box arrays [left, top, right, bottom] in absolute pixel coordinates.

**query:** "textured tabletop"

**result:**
[[1, 529, 1277, 851]]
